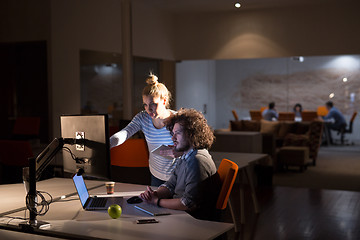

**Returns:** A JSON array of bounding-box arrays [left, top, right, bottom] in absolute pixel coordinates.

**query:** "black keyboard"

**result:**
[[89, 197, 107, 208]]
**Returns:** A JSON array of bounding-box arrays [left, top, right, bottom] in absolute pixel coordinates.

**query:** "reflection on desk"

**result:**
[[0, 178, 233, 240]]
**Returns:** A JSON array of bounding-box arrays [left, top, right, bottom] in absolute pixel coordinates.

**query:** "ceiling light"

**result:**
[[329, 93, 335, 99], [292, 56, 304, 62], [342, 77, 348, 82], [235, 2, 241, 8]]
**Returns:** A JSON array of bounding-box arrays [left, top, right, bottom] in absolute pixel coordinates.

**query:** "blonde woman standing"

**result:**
[[110, 74, 176, 186]]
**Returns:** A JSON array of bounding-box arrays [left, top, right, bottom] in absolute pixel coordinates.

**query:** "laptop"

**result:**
[[72, 174, 123, 210]]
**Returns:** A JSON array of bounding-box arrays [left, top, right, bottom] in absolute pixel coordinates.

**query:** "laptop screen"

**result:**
[[73, 174, 90, 207]]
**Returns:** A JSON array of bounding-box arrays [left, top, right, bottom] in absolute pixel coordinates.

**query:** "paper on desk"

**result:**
[[151, 144, 174, 160], [93, 191, 144, 198]]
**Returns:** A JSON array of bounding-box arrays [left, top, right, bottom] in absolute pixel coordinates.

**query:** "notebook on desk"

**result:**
[[72, 174, 123, 210], [134, 203, 171, 216]]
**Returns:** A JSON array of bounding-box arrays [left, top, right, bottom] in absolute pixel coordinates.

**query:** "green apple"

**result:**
[[108, 204, 122, 219]]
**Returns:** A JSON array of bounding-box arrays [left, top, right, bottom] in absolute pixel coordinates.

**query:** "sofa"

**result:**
[[224, 119, 324, 171]]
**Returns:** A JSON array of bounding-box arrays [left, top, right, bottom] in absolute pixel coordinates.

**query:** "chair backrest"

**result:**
[[110, 139, 149, 167], [278, 112, 295, 121], [249, 110, 262, 121], [231, 110, 239, 121], [350, 112, 357, 123], [348, 112, 358, 132], [216, 158, 239, 210], [260, 107, 267, 113], [301, 111, 318, 122], [317, 106, 328, 117]]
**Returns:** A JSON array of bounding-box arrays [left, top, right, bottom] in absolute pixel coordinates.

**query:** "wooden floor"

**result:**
[[225, 186, 360, 240]]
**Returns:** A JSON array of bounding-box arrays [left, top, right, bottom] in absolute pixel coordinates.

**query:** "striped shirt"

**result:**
[[123, 111, 175, 181]]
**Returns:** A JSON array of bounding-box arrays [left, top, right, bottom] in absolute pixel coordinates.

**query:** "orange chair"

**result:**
[[110, 139, 150, 184], [231, 110, 239, 121], [249, 110, 262, 121], [260, 106, 267, 113], [317, 106, 329, 117], [216, 159, 239, 231], [278, 112, 295, 121]]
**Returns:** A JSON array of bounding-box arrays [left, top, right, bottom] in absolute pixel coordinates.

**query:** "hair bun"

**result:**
[[146, 74, 158, 86]]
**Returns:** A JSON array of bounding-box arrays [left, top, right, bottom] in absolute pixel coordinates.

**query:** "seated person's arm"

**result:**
[[154, 186, 189, 210], [140, 186, 189, 211], [323, 111, 334, 121], [157, 198, 189, 211]]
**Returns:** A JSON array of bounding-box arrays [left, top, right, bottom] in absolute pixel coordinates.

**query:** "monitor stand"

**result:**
[[19, 157, 50, 230]]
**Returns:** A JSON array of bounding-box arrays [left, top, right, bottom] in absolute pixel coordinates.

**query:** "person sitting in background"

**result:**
[[140, 108, 221, 221], [293, 103, 303, 121], [262, 102, 279, 121], [323, 101, 347, 144], [293, 103, 303, 118]]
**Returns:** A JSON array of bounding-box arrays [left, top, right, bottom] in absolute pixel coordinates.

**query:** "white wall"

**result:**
[[175, 60, 216, 127]]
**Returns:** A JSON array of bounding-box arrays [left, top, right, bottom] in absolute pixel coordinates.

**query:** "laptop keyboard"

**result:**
[[90, 197, 107, 208]]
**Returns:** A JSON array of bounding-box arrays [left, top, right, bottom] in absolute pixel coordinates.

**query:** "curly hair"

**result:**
[[166, 108, 215, 150]]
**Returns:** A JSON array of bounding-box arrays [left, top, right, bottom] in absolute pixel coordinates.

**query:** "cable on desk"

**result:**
[[58, 195, 79, 202], [0, 216, 28, 225], [25, 191, 53, 216]]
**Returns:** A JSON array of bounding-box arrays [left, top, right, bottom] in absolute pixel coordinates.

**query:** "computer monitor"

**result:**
[[60, 114, 111, 180]]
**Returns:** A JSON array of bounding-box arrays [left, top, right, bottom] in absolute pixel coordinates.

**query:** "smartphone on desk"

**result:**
[[136, 219, 159, 224]]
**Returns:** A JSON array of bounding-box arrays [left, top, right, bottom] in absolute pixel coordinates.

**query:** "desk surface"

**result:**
[[0, 178, 103, 216], [0, 178, 233, 240]]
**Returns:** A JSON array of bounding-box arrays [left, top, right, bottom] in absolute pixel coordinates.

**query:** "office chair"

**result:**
[[260, 106, 267, 113], [338, 112, 357, 145], [301, 111, 318, 122], [317, 106, 328, 117], [110, 139, 150, 185], [231, 110, 239, 121], [278, 112, 295, 121], [216, 158, 239, 232], [249, 110, 262, 121]]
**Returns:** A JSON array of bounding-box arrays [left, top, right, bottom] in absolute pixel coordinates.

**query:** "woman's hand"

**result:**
[[159, 145, 183, 158]]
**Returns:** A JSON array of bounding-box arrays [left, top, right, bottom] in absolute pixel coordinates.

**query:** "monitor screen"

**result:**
[[60, 114, 111, 180]]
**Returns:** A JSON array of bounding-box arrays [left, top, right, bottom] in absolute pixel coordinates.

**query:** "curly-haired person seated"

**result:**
[[140, 108, 222, 221]]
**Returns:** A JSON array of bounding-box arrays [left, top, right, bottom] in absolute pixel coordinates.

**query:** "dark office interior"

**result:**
[[1, 0, 360, 239]]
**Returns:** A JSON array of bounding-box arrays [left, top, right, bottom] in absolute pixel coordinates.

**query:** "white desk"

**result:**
[[0, 178, 233, 240], [210, 151, 268, 230], [0, 178, 103, 217]]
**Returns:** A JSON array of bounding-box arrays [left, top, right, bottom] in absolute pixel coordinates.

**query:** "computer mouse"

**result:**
[[127, 196, 143, 204]]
